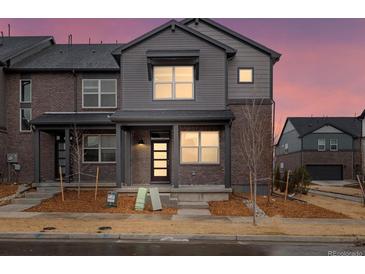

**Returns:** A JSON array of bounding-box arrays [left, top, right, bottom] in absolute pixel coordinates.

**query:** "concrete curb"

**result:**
[[0, 232, 363, 243]]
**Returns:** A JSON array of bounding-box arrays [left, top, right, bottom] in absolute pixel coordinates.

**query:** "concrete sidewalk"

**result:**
[[0, 212, 364, 241]]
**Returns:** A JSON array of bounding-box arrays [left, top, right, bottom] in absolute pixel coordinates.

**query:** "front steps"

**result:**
[[177, 201, 209, 209]]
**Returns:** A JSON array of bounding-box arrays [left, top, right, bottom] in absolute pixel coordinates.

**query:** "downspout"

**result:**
[[72, 69, 77, 112]]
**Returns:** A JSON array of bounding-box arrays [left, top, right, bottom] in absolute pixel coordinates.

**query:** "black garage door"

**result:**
[[306, 165, 343, 180]]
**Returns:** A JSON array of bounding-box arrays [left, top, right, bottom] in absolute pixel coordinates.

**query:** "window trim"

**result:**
[[19, 108, 32, 133], [82, 134, 116, 164], [82, 79, 117, 109], [237, 67, 254, 84], [329, 139, 338, 151], [153, 66, 195, 101], [19, 79, 32, 103], [318, 138, 326, 152], [180, 131, 220, 165]]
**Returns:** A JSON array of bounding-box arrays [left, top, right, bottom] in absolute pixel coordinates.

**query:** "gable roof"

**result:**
[[8, 44, 121, 72], [112, 19, 236, 57], [276, 116, 362, 146], [181, 18, 281, 63], [359, 109, 365, 119], [0, 36, 54, 65]]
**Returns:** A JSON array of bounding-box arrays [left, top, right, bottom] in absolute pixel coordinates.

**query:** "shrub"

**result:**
[[291, 167, 311, 194], [274, 166, 281, 190]]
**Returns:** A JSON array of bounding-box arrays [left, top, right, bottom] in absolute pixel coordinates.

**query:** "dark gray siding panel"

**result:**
[[0, 67, 5, 129], [121, 27, 226, 110], [277, 129, 301, 155], [187, 21, 271, 99], [302, 133, 353, 151]]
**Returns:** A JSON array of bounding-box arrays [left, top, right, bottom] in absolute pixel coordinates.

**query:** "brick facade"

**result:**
[[229, 104, 273, 193], [178, 125, 225, 186], [5, 72, 118, 183], [276, 150, 361, 180]]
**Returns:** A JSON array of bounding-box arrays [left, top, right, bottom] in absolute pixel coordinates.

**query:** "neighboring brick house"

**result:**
[[0, 19, 280, 194], [276, 116, 363, 180]]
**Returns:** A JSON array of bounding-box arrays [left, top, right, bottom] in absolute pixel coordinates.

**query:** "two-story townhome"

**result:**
[[276, 116, 363, 181], [0, 19, 280, 196], [0, 35, 55, 179]]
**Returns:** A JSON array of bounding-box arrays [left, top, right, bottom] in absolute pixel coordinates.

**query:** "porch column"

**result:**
[[125, 129, 131, 186], [116, 124, 123, 187], [65, 128, 71, 183], [172, 124, 179, 188], [224, 123, 231, 188], [33, 128, 41, 184]]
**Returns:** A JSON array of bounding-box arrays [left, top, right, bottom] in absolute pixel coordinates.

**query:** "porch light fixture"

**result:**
[[137, 139, 144, 145]]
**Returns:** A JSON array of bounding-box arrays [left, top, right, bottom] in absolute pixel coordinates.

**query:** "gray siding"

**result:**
[[0, 67, 5, 129], [187, 21, 271, 99], [302, 133, 353, 151], [121, 27, 226, 110], [276, 129, 301, 155]]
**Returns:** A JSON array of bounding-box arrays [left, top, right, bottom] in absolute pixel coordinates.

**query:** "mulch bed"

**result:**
[[209, 194, 251, 216], [25, 190, 177, 215], [210, 193, 350, 219], [245, 193, 350, 219], [0, 184, 18, 199]]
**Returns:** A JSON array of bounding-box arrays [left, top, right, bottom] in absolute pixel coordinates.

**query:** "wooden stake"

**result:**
[[59, 166, 64, 202], [94, 166, 99, 201], [356, 175, 365, 206], [284, 170, 291, 201], [249, 171, 253, 202]]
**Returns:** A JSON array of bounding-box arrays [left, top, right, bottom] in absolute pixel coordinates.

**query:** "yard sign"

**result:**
[[135, 187, 148, 211]]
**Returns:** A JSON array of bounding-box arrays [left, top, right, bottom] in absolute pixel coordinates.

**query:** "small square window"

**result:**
[[238, 68, 253, 83]]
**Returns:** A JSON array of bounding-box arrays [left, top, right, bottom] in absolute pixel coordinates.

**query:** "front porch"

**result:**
[[31, 110, 234, 191], [113, 110, 234, 189]]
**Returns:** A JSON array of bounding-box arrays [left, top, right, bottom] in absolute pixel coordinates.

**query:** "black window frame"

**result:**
[[237, 67, 254, 84]]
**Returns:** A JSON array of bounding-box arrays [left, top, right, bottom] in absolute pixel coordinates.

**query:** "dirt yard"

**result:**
[[298, 193, 365, 219], [209, 194, 251, 216], [256, 195, 349, 219], [0, 184, 18, 199], [26, 190, 177, 215]]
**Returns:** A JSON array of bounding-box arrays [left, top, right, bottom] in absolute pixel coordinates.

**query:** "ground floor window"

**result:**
[[83, 134, 116, 163], [20, 108, 32, 132], [180, 131, 219, 164]]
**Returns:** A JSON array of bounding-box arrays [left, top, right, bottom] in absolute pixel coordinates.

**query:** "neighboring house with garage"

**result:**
[[0, 19, 281, 196], [276, 116, 363, 181]]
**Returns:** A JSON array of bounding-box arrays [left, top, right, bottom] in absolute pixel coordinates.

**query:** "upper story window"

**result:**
[[153, 66, 194, 100], [20, 80, 32, 103], [318, 138, 326, 151], [238, 68, 254, 84], [83, 134, 116, 163], [82, 79, 117, 108], [330, 139, 338, 151], [284, 143, 289, 154], [180, 131, 219, 164]]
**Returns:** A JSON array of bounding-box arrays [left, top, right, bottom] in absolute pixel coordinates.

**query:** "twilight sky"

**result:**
[[1, 18, 364, 133]]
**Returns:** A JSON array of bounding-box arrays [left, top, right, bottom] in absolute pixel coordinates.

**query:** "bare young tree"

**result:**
[[70, 124, 83, 198], [238, 99, 271, 225]]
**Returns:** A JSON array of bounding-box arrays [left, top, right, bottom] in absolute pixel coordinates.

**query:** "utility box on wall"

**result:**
[[7, 153, 18, 163]]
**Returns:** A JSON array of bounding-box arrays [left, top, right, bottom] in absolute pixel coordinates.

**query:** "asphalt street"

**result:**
[[0, 239, 364, 255]]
